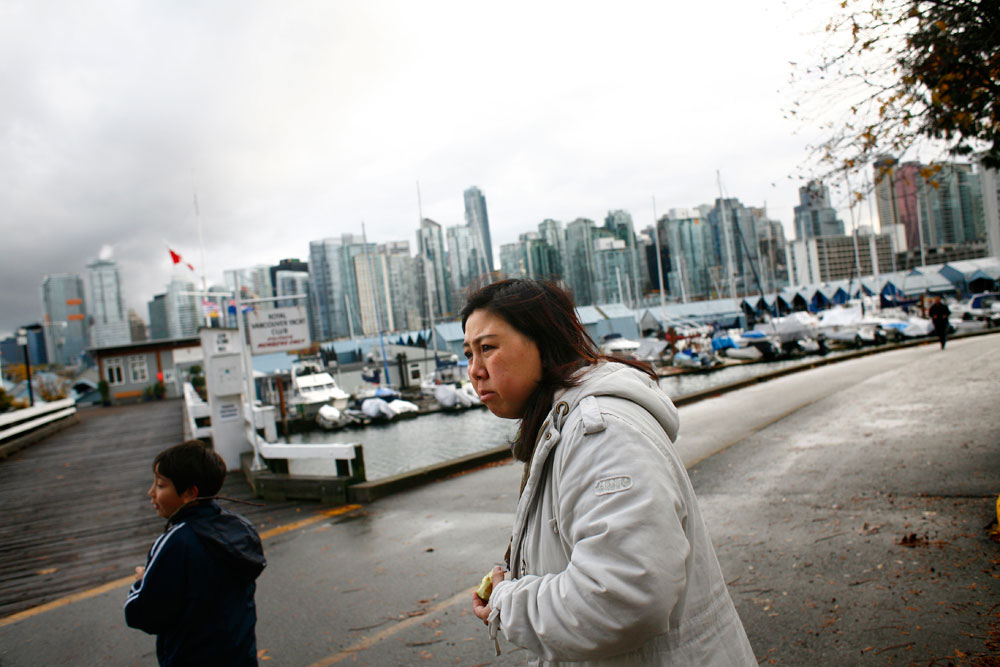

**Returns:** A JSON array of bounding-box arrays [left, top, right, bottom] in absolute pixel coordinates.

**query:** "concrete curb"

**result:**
[[347, 445, 512, 504], [673, 326, 996, 406]]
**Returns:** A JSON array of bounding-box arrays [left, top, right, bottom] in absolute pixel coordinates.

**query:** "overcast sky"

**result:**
[[0, 0, 871, 338]]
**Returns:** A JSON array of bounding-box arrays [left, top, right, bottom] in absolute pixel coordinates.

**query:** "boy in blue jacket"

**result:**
[[125, 440, 266, 666]]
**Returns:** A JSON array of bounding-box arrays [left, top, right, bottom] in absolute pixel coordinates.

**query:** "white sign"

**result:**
[[213, 331, 239, 354], [172, 346, 205, 364], [218, 402, 240, 422], [247, 306, 311, 355]]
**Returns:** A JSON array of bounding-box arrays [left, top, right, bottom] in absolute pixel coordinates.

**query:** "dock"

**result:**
[[0, 400, 307, 619]]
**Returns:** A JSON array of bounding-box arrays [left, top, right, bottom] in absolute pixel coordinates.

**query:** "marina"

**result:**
[[288, 347, 864, 481]]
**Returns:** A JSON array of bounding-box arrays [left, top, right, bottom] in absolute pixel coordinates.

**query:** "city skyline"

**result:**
[[8, 163, 994, 343], [1, 2, 895, 337], [3, 178, 878, 339]]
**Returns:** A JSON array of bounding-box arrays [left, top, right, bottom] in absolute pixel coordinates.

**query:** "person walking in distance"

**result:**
[[929, 297, 951, 350]]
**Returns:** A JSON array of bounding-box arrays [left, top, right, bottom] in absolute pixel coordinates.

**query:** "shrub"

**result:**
[[98, 380, 111, 406]]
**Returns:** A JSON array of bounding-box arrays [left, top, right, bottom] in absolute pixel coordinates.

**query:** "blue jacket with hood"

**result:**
[[124, 501, 266, 666]]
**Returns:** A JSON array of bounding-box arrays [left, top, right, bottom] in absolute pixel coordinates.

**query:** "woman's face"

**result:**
[[463, 309, 543, 419]]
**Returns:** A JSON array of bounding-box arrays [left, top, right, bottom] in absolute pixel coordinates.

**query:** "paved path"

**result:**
[[0, 334, 997, 665]]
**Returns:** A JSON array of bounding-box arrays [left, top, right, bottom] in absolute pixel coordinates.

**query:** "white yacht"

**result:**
[[600, 334, 642, 360], [287, 358, 350, 419]]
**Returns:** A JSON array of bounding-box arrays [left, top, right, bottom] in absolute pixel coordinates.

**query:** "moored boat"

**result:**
[[287, 357, 351, 419]]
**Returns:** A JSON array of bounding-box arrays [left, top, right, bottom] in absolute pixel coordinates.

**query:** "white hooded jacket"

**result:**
[[487, 362, 755, 666]]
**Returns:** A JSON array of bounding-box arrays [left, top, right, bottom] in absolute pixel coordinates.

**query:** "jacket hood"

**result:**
[[506, 361, 680, 575], [554, 361, 679, 442], [170, 501, 266, 582]]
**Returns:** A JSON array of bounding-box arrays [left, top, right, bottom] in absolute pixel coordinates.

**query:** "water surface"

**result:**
[[291, 352, 853, 480]]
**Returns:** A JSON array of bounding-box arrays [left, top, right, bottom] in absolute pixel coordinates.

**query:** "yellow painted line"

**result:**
[[259, 504, 362, 539], [0, 575, 137, 628], [307, 588, 474, 666], [0, 503, 363, 629]]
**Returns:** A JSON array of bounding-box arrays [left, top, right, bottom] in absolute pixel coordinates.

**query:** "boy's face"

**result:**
[[148, 465, 198, 518]]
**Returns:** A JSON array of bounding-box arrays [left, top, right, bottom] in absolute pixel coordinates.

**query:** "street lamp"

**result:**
[[16, 327, 33, 407]]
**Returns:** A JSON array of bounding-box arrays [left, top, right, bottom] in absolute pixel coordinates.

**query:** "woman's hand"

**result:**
[[134, 566, 145, 581], [472, 566, 505, 625]]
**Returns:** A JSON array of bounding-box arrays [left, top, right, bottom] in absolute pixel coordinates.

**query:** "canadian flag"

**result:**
[[168, 248, 195, 272]]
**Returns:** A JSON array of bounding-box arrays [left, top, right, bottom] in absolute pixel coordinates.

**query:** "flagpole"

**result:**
[[193, 190, 210, 327]]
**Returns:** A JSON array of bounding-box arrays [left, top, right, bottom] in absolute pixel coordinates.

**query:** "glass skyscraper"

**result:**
[[309, 237, 350, 340], [446, 224, 478, 312], [916, 163, 985, 247], [666, 209, 714, 300], [417, 219, 451, 321], [41, 273, 89, 366], [564, 218, 596, 306], [793, 181, 845, 240], [165, 278, 198, 339], [592, 236, 633, 304], [86, 258, 130, 348], [463, 186, 494, 274]]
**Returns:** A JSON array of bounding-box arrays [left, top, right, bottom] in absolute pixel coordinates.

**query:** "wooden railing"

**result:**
[[0, 398, 77, 452], [243, 404, 363, 479], [181, 383, 212, 441]]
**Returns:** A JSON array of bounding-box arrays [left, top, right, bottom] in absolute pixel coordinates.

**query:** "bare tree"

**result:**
[[790, 0, 999, 187]]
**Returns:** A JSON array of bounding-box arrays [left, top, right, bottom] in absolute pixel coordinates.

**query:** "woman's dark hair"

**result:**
[[153, 439, 227, 497], [461, 279, 656, 462]]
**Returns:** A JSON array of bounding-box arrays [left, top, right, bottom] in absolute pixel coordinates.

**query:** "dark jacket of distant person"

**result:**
[[929, 300, 951, 324]]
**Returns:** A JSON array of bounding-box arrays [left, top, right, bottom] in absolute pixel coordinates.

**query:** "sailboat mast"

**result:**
[[864, 167, 882, 310], [717, 171, 737, 300], [651, 196, 668, 310], [417, 182, 439, 362], [192, 189, 213, 326], [344, 293, 356, 340], [845, 173, 864, 302], [361, 221, 392, 387]]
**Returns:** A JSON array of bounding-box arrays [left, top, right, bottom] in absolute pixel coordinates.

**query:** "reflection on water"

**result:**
[[291, 353, 851, 480], [292, 407, 517, 481]]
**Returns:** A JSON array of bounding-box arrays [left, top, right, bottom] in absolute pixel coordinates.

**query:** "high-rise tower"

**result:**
[[463, 186, 494, 274], [417, 218, 451, 321], [874, 155, 898, 231], [40, 273, 89, 366], [86, 258, 130, 348], [793, 181, 845, 239], [446, 224, 478, 312]]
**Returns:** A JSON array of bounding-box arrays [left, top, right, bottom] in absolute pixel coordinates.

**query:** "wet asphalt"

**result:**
[[0, 333, 997, 666]]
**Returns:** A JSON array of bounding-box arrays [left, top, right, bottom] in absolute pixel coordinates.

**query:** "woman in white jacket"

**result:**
[[464, 279, 755, 666]]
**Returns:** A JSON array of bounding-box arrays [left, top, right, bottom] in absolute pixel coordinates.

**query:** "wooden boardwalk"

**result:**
[[0, 400, 326, 618]]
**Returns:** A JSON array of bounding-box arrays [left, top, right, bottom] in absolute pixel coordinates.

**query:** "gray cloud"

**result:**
[[1, 0, 854, 337]]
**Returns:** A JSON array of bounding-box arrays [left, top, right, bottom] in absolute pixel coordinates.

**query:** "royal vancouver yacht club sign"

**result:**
[[247, 306, 310, 354]]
